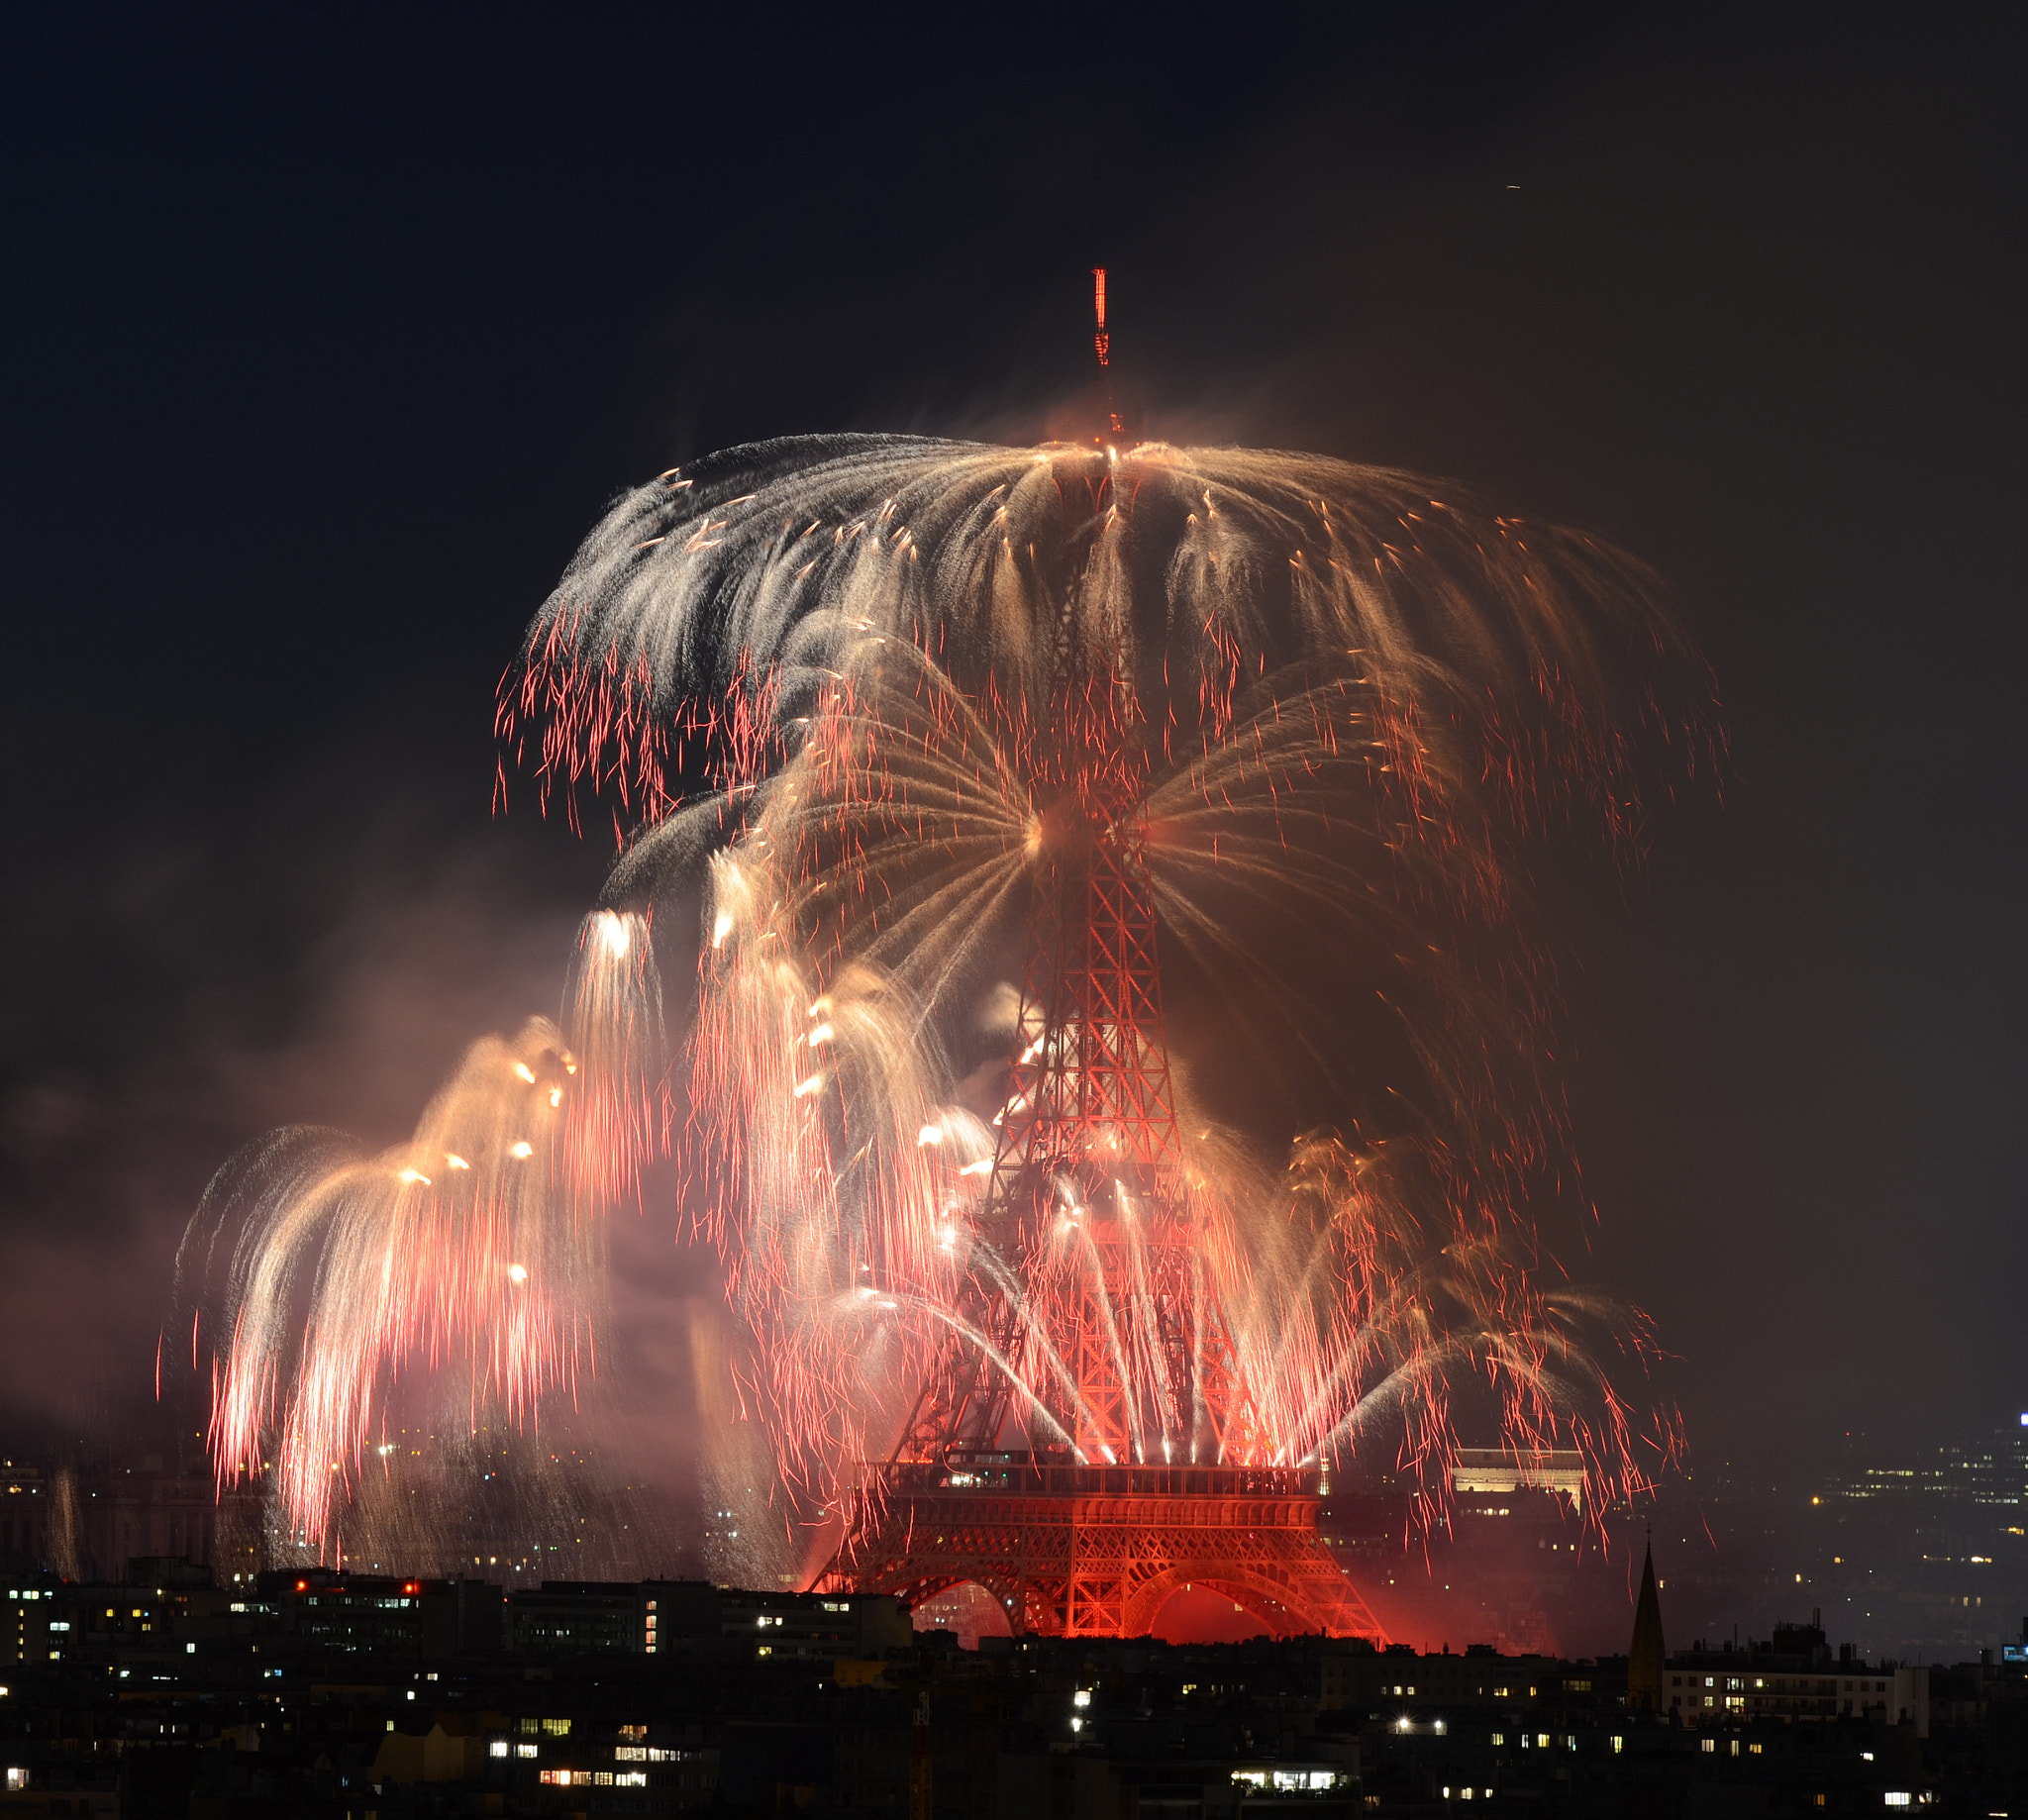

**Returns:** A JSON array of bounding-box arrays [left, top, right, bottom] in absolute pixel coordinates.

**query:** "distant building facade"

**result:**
[[0, 1458, 213, 1584], [1665, 1618, 1928, 1734], [504, 1580, 910, 1660], [0, 1465, 52, 1570], [1451, 1448, 1585, 1510]]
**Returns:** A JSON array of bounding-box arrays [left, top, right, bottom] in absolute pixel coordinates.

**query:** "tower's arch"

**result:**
[[906, 1577, 1016, 1649], [1123, 1565, 1358, 1639], [822, 1465, 1388, 1644]]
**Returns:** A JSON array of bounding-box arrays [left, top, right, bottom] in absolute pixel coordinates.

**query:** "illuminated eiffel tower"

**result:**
[[816, 734, 1385, 1638], [817, 306, 1387, 1632]]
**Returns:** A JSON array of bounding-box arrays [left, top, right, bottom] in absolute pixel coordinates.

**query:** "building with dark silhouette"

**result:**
[[1628, 1537, 1666, 1710]]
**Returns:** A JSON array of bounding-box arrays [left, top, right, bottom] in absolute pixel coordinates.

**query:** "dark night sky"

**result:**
[[0, 3, 2021, 1487]]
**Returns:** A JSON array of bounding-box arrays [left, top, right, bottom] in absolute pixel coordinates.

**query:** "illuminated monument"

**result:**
[[814, 276, 1387, 1640], [191, 253, 1688, 1622]]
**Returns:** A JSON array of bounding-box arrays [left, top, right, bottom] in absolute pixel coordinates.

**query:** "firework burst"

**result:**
[[504, 435, 1711, 1528], [177, 913, 661, 1552], [186, 432, 1713, 1565]]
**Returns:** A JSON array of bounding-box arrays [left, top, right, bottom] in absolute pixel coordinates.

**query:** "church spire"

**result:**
[[1628, 1534, 1667, 1711]]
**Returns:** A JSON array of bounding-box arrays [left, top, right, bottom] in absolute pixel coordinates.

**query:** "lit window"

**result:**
[[488, 1742, 508, 1759], [515, 1744, 538, 1760]]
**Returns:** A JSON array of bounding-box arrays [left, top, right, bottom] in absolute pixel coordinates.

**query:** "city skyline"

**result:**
[[1, 1, 2023, 1668]]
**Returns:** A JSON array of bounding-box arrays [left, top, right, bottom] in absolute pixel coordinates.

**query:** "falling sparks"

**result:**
[[494, 434, 1708, 1531], [181, 912, 662, 1548], [187, 434, 1711, 1563]]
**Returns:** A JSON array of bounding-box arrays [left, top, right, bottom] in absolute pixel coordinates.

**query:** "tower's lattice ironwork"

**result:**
[[819, 281, 1384, 1638], [819, 719, 1386, 1640]]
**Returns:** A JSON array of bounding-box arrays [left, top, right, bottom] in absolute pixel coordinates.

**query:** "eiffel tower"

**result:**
[[815, 386, 1387, 1634]]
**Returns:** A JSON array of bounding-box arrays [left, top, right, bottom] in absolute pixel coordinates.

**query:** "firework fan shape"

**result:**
[[184, 432, 1713, 1561], [498, 434, 1714, 1531], [177, 913, 662, 1550]]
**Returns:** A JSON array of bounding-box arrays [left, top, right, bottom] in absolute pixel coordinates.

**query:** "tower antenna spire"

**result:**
[[1092, 267, 1127, 446]]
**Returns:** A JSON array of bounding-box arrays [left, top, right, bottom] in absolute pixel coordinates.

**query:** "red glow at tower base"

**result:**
[[821, 1464, 1386, 1643]]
